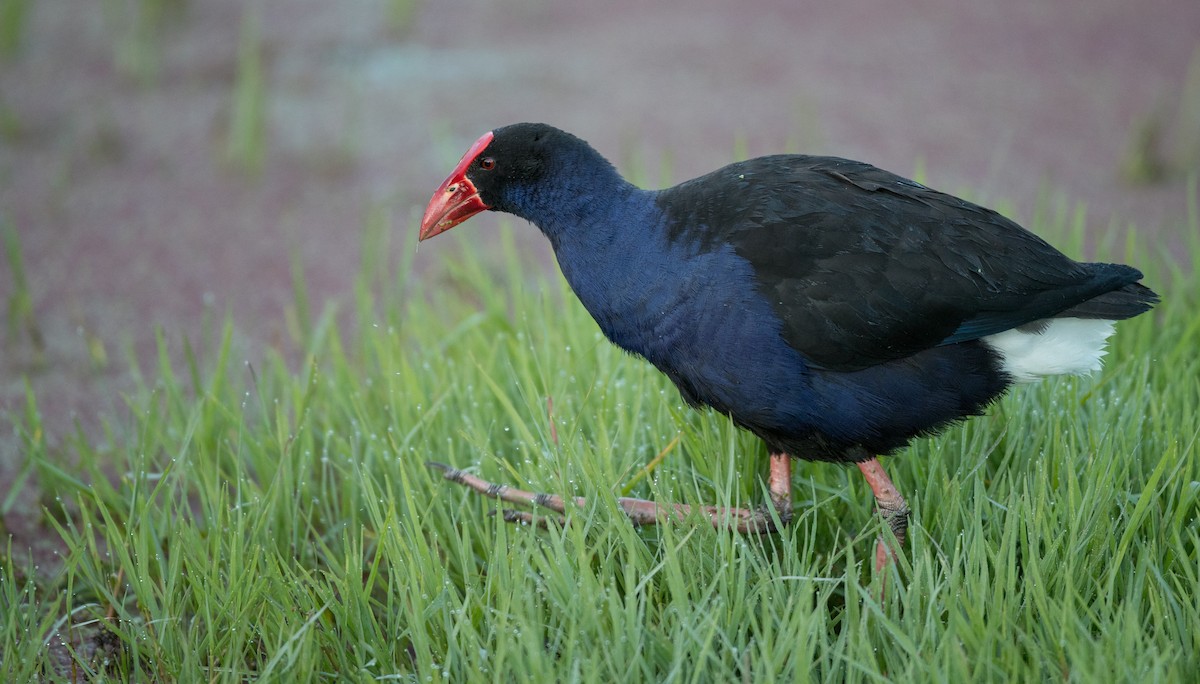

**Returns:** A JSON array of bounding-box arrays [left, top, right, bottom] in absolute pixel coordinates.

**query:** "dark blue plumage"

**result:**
[[422, 123, 1154, 463], [418, 122, 1158, 558], [530, 172, 1007, 461]]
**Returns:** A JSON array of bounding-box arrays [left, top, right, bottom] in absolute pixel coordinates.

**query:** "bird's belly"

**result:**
[[628, 302, 1012, 460], [557, 236, 1008, 458]]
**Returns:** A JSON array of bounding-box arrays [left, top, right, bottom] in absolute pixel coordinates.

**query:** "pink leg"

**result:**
[[856, 457, 910, 573], [767, 452, 793, 527], [428, 452, 795, 534]]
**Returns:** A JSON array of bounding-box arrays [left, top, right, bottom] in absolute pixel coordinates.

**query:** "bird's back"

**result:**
[[658, 155, 1155, 371]]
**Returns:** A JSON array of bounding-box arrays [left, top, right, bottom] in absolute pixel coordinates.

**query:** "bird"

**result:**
[[417, 122, 1158, 572]]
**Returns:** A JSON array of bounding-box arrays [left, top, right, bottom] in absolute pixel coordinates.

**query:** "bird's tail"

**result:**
[[1056, 265, 1159, 321]]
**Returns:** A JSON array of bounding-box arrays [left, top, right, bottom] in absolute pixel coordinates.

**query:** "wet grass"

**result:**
[[2, 191, 1199, 681]]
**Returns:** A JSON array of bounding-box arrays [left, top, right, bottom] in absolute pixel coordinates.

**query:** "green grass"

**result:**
[[387, 0, 421, 34], [102, 0, 186, 84], [1121, 45, 1200, 184], [3, 222, 44, 359], [223, 3, 267, 176], [3, 188, 1199, 681], [0, 0, 30, 59]]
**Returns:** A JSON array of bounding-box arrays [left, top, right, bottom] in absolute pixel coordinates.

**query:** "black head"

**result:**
[[419, 123, 609, 240], [470, 123, 568, 205]]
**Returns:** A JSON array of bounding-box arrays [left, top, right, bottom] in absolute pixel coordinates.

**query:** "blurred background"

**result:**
[[2, 0, 1198, 449]]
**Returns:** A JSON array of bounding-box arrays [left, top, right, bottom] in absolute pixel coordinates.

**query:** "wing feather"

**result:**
[[660, 155, 1150, 371]]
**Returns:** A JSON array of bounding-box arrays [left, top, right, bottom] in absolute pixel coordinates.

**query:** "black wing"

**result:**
[[659, 155, 1154, 371]]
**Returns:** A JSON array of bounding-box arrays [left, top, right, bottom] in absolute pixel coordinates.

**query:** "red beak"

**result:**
[[419, 131, 495, 241]]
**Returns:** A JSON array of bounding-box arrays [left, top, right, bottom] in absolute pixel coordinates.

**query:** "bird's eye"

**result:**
[[479, 157, 496, 171]]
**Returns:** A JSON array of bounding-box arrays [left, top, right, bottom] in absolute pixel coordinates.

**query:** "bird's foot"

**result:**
[[871, 497, 910, 573], [426, 462, 789, 534], [856, 457, 910, 584]]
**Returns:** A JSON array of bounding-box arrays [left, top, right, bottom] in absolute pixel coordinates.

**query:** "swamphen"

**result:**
[[418, 123, 1158, 571]]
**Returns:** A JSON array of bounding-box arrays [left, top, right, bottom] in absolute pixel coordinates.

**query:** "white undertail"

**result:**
[[981, 317, 1117, 383]]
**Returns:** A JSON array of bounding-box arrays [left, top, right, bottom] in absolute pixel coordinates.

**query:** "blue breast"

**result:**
[[553, 204, 823, 431]]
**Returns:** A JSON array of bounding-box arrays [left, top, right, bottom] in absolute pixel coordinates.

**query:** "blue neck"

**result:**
[[500, 146, 645, 248], [497, 152, 822, 437]]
